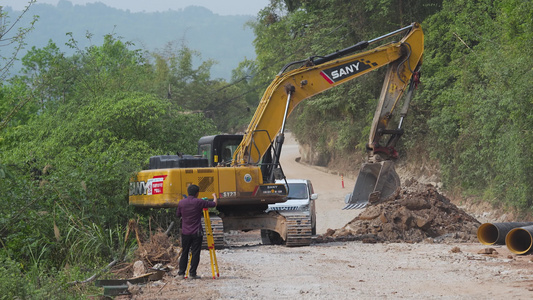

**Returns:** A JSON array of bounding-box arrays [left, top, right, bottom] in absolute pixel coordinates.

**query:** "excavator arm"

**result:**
[[233, 23, 423, 194]]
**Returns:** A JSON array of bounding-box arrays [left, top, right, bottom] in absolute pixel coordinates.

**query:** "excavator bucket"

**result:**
[[343, 161, 400, 209]]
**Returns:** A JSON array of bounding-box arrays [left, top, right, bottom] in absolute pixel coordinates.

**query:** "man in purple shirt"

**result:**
[[176, 184, 218, 279]]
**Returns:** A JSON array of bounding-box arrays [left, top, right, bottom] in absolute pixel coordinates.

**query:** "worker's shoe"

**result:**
[[189, 275, 201, 280], [176, 273, 185, 279]]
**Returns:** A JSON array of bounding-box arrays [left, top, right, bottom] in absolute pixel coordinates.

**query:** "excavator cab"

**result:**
[[146, 135, 243, 169], [197, 135, 243, 167]]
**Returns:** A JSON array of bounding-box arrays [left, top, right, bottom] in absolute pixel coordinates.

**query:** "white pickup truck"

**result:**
[[266, 179, 318, 235]]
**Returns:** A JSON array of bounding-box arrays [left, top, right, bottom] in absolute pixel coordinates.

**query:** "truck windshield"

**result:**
[[287, 183, 308, 199]]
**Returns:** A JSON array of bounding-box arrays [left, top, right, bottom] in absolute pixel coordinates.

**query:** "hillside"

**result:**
[[4, 1, 259, 79]]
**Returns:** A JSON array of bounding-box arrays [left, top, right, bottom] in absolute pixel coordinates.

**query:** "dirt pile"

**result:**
[[318, 180, 481, 243]]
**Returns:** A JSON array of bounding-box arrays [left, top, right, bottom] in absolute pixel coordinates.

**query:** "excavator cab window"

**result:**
[[219, 141, 240, 165], [197, 134, 244, 167], [199, 144, 212, 166]]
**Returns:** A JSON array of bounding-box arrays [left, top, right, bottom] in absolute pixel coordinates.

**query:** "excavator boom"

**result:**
[[234, 23, 423, 170]]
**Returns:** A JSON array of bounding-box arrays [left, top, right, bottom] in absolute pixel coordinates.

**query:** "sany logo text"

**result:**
[[129, 175, 167, 196], [320, 59, 376, 84]]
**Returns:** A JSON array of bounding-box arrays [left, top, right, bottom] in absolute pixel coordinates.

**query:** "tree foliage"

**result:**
[[149, 41, 257, 133], [0, 30, 218, 296], [0, 1, 38, 136], [0, 1, 38, 81], [419, 0, 533, 208]]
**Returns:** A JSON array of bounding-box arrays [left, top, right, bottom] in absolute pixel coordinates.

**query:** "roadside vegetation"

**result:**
[[0, 0, 531, 298]]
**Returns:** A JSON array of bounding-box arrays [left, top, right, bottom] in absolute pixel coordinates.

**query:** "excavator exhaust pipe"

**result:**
[[505, 225, 533, 255], [343, 160, 400, 209]]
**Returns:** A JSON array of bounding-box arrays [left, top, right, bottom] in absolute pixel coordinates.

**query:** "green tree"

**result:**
[[152, 42, 254, 132], [0, 1, 38, 81], [0, 33, 217, 276], [418, 0, 533, 209], [0, 1, 38, 134]]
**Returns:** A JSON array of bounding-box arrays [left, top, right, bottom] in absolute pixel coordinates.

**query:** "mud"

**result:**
[[318, 180, 481, 244]]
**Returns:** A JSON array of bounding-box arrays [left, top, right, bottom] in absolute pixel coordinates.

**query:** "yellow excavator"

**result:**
[[129, 23, 424, 246]]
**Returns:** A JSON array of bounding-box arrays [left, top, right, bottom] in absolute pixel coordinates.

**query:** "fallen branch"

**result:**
[[165, 221, 175, 236], [68, 259, 119, 286], [157, 282, 168, 294], [111, 263, 132, 275], [453, 32, 475, 54]]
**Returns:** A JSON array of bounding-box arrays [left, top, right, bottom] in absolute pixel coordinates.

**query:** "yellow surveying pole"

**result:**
[[185, 253, 191, 278], [184, 208, 220, 279], [203, 208, 220, 279]]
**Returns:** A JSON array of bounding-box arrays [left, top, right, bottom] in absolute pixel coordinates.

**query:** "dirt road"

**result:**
[[129, 133, 533, 299], [279, 133, 359, 234]]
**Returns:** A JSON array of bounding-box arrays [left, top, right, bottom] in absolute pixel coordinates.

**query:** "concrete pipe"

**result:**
[[477, 222, 533, 245], [506, 225, 533, 255]]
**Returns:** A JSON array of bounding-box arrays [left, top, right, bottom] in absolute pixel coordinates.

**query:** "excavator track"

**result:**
[[201, 215, 225, 249], [282, 213, 313, 247]]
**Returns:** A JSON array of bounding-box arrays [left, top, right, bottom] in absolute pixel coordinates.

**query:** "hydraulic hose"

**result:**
[[477, 222, 533, 245], [505, 225, 533, 255]]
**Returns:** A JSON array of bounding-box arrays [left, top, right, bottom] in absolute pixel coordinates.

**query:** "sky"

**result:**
[[2, 0, 271, 16]]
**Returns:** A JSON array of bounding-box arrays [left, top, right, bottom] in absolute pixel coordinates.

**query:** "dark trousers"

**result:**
[[178, 233, 203, 276]]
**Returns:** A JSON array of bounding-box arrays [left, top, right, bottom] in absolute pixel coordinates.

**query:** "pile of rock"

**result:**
[[319, 181, 480, 243]]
